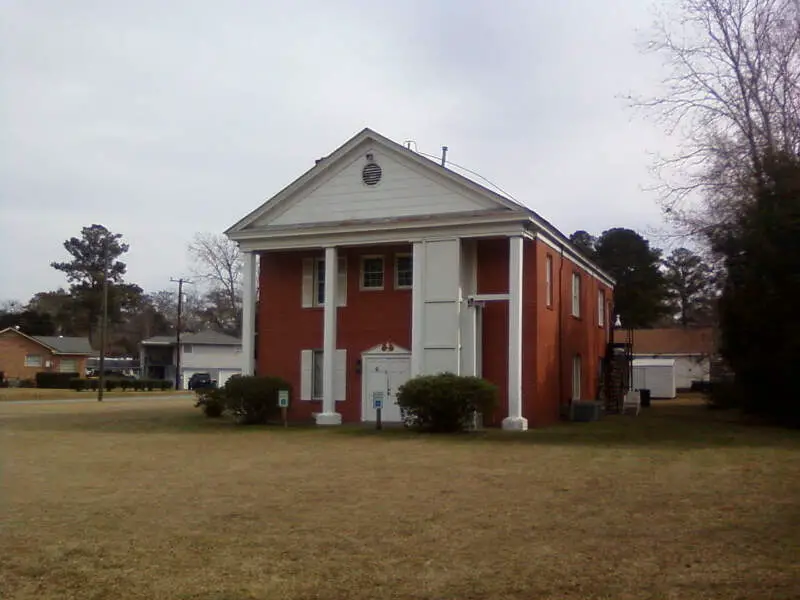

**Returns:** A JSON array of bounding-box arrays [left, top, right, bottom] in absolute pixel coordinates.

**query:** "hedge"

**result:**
[[36, 372, 80, 389], [68, 378, 173, 392]]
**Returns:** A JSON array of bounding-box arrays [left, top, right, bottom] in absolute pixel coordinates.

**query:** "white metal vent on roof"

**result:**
[[362, 162, 382, 186]]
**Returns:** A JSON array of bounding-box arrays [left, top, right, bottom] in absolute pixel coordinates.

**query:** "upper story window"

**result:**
[[597, 290, 606, 327], [571, 272, 581, 317], [545, 255, 553, 307], [303, 256, 347, 308], [395, 254, 413, 289], [314, 258, 326, 305], [183, 344, 193, 354], [361, 256, 384, 290]]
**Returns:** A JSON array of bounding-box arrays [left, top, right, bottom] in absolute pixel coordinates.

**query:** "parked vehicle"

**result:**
[[188, 373, 216, 390]]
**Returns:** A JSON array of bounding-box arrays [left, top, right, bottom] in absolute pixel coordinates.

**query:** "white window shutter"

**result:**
[[334, 349, 347, 401], [301, 258, 314, 308], [337, 257, 347, 307], [300, 350, 313, 401]]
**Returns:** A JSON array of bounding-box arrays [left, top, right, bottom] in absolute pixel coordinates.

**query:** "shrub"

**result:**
[[89, 379, 99, 391], [194, 387, 225, 418], [145, 379, 156, 391], [705, 380, 744, 410], [35, 372, 80, 389], [19, 378, 36, 388], [131, 379, 143, 392], [120, 379, 130, 391], [69, 378, 87, 391], [222, 375, 292, 425], [105, 379, 118, 391], [397, 373, 498, 433], [159, 380, 172, 391]]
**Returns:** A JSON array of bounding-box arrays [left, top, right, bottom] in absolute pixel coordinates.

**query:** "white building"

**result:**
[[139, 331, 242, 388], [632, 328, 714, 391]]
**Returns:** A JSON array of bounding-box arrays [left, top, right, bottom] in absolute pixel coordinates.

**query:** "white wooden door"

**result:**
[[362, 356, 410, 422]]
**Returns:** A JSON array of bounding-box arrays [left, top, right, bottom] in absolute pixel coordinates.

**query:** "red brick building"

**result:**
[[226, 129, 614, 429], [0, 327, 94, 383]]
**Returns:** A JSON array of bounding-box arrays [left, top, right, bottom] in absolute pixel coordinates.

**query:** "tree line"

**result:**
[[0, 225, 243, 355]]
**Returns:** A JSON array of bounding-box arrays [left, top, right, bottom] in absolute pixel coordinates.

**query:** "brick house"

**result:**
[[0, 327, 94, 382], [225, 128, 615, 429]]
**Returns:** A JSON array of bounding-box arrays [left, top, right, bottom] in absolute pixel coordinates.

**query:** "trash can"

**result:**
[[639, 388, 651, 407]]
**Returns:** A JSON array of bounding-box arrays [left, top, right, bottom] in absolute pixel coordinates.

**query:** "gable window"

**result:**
[[361, 256, 384, 290], [571, 272, 581, 317], [572, 355, 582, 401], [24, 354, 42, 368], [395, 254, 413, 289], [545, 255, 553, 307], [597, 290, 605, 327]]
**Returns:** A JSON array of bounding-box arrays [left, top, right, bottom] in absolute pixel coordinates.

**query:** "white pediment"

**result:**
[[228, 129, 525, 235]]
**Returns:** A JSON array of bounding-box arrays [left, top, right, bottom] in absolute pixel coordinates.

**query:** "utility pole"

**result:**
[[97, 236, 111, 402], [170, 278, 192, 390]]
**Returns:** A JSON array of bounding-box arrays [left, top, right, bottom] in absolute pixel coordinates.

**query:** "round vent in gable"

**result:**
[[362, 162, 382, 186]]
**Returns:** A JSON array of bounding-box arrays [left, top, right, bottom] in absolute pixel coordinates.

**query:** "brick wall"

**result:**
[[0, 330, 87, 382]]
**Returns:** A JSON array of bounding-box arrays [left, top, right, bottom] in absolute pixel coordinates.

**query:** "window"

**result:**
[[571, 272, 581, 317], [183, 344, 193, 354], [572, 354, 582, 401], [59, 359, 78, 373], [545, 255, 553, 307], [361, 256, 384, 290], [597, 290, 605, 327], [24, 354, 42, 368], [304, 257, 347, 307], [312, 350, 324, 399], [395, 254, 413, 289]]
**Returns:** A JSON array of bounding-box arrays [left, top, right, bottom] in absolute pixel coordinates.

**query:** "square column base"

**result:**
[[501, 416, 529, 431], [315, 412, 342, 426]]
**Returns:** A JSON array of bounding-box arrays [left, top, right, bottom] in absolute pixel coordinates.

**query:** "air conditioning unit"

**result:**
[[568, 401, 603, 422]]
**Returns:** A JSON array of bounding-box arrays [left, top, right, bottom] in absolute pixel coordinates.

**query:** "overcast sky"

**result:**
[[1, 0, 675, 303]]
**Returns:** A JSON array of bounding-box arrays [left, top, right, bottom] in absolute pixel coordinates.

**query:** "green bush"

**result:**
[[194, 387, 226, 418], [105, 379, 118, 391], [120, 379, 130, 391], [69, 378, 87, 391], [397, 373, 498, 433], [159, 380, 172, 391], [131, 379, 143, 391], [19, 378, 36, 388], [222, 375, 292, 425], [89, 379, 99, 391], [35, 372, 80, 389]]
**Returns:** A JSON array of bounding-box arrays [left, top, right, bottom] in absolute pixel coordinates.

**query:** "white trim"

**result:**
[[241, 251, 256, 375], [318, 246, 341, 425], [502, 236, 527, 431], [359, 255, 385, 291], [571, 272, 581, 318], [545, 254, 553, 307], [468, 293, 509, 302], [410, 241, 425, 377], [394, 253, 412, 290]]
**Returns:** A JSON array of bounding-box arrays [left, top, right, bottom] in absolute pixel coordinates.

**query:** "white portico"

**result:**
[[226, 128, 601, 429]]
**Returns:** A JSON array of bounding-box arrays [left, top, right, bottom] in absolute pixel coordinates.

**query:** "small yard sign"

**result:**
[[372, 391, 384, 410], [278, 390, 289, 408]]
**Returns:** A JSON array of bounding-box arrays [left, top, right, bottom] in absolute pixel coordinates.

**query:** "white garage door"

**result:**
[[217, 369, 241, 387]]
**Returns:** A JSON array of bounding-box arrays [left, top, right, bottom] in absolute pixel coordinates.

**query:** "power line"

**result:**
[[416, 150, 521, 202]]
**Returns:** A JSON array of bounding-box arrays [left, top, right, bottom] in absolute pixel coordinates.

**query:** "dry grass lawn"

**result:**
[[1, 398, 798, 599]]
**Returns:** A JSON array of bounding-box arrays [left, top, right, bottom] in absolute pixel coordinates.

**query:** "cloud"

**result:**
[[0, 0, 671, 302]]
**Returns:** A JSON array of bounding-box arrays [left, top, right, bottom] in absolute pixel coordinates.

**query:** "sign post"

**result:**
[[372, 391, 384, 430], [278, 390, 289, 428]]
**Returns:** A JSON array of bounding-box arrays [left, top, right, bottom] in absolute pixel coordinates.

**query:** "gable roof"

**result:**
[[140, 331, 242, 346], [632, 328, 715, 355], [0, 328, 95, 355], [224, 128, 614, 286]]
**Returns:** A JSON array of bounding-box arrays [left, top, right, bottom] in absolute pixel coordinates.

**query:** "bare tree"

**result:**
[[187, 233, 243, 335], [636, 0, 800, 238]]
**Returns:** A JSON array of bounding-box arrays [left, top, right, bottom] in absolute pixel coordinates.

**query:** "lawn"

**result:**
[[1, 399, 798, 600], [0, 388, 191, 402]]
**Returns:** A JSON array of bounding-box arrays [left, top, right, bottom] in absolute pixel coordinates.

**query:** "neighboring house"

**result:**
[[0, 327, 95, 381], [139, 330, 242, 388], [631, 328, 715, 391], [225, 128, 615, 429]]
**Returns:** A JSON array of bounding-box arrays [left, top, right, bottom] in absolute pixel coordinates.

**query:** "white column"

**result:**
[[502, 236, 528, 431], [316, 246, 342, 425], [410, 241, 425, 377], [241, 250, 257, 376]]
